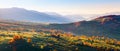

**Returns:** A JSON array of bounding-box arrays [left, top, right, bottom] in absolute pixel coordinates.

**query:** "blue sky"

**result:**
[[0, 0, 120, 15]]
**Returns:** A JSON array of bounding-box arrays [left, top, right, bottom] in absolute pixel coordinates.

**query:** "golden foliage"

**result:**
[[27, 38, 32, 43]]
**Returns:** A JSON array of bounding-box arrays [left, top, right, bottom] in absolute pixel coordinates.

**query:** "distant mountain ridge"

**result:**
[[0, 7, 120, 23], [0, 7, 71, 23]]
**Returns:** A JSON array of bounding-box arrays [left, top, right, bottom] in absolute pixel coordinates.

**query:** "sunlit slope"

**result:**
[[49, 15, 120, 40]]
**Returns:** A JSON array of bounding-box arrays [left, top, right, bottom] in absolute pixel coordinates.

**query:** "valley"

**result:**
[[0, 15, 120, 51]]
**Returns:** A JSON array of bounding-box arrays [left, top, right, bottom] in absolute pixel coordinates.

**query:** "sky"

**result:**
[[0, 0, 120, 15]]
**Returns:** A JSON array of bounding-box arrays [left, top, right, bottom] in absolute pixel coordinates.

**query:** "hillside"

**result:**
[[48, 15, 120, 40]]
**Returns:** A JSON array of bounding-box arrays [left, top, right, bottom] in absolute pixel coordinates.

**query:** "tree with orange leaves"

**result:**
[[9, 35, 32, 51], [27, 38, 32, 43]]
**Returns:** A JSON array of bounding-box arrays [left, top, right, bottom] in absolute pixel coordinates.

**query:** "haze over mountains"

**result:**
[[0, 7, 120, 24], [0, 7, 72, 23]]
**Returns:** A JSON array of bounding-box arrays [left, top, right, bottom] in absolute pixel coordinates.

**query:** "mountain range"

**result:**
[[0, 7, 72, 23], [0, 7, 120, 23]]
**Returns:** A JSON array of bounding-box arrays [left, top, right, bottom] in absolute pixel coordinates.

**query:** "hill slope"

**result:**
[[48, 15, 120, 39]]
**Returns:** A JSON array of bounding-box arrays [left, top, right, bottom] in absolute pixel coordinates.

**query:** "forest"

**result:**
[[0, 30, 120, 51]]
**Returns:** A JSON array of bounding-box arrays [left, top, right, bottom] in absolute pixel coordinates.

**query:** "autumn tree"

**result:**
[[9, 35, 33, 51]]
